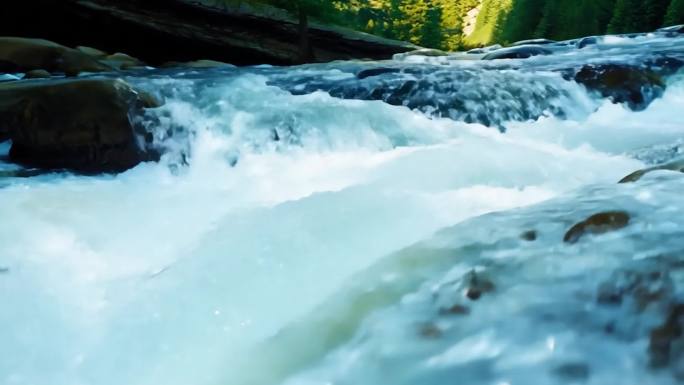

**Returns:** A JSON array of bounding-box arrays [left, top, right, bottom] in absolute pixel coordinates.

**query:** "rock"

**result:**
[[24, 69, 51, 79], [0, 79, 161, 173], [649, 304, 684, 368], [76, 45, 108, 58], [577, 36, 599, 49], [102, 52, 144, 70], [439, 304, 470, 316], [573, 64, 665, 110], [482, 45, 552, 60], [597, 269, 673, 310], [552, 362, 591, 381], [356, 67, 401, 80], [511, 38, 556, 46], [0, 37, 110, 76], [563, 211, 630, 244], [0, 267, 9, 274], [658, 25, 684, 34], [520, 230, 537, 241], [0, 168, 46, 178], [402, 48, 449, 57], [464, 271, 495, 300], [619, 159, 684, 183], [467, 44, 502, 54], [418, 323, 443, 339]]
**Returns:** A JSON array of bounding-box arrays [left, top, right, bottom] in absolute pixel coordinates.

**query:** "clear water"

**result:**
[[1, 33, 684, 385]]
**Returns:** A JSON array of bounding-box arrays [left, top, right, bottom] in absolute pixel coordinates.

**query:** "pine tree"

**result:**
[[665, 0, 684, 25]]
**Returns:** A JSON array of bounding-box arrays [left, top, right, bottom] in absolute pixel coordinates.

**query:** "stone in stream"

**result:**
[[619, 159, 684, 183], [510, 38, 556, 47], [552, 362, 591, 381], [0, 78, 162, 173], [76, 45, 108, 58], [572, 64, 665, 110], [649, 304, 684, 368], [520, 230, 538, 241], [563, 211, 630, 244], [24, 69, 51, 79], [596, 269, 673, 310], [482, 45, 553, 60], [102, 52, 145, 70], [0, 37, 110, 76], [464, 271, 495, 301], [356, 67, 401, 80], [466, 44, 502, 54], [577, 36, 599, 49]]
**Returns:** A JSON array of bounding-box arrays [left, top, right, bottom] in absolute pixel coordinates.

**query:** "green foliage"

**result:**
[[203, 0, 684, 50]]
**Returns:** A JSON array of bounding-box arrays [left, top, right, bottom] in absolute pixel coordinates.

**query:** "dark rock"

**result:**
[[0, 37, 110, 76], [24, 69, 51, 79], [0, 168, 48, 178], [0, 0, 418, 66], [511, 38, 556, 47], [356, 67, 401, 80], [76, 45, 108, 58], [482, 45, 552, 60], [0, 267, 9, 274], [465, 271, 495, 301], [102, 52, 145, 70], [520, 230, 537, 241], [467, 44, 502, 54], [0, 79, 161, 173], [577, 36, 599, 49], [418, 323, 443, 339], [597, 269, 673, 310], [163, 59, 235, 69], [573, 64, 665, 110], [619, 159, 684, 183], [439, 304, 470, 316], [649, 304, 684, 368], [563, 211, 630, 244], [552, 362, 591, 380]]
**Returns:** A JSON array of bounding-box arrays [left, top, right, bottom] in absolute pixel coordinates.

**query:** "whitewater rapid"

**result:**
[[1, 34, 684, 385]]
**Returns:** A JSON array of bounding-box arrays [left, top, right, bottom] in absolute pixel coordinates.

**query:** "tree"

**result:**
[[665, 0, 684, 25]]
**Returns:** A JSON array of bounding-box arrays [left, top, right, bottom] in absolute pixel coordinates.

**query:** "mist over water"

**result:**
[[1, 34, 684, 385]]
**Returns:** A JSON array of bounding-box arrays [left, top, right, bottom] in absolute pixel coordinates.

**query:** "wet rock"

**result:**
[[24, 69, 51, 79], [103, 52, 145, 70], [619, 159, 684, 183], [573, 64, 665, 110], [511, 38, 556, 47], [520, 230, 537, 241], [482, 45, 552, 60], [0, 37, 110, 76], [467, 44, 502, 54], [552, 362, 591, 381], [649, 304, 684, 368], [577, 36, 599, 49], [356, 68, 401, 80], [399, 48, 449, 58], [0, 78, 161, 173], [563, 211, 630, 244], [418, 323, 443, 339], [0, 267, 9, 274], [76, 45, 108, 58], [464, 271, 495, 300], [439, 304, 470, 316], [163, 59, 234, 69], [596, 269, 673, 310]]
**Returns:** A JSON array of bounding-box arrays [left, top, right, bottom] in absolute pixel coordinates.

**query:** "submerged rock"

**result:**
[[0, 37, 110, 76], [572, 64, 665, 110], [520, 230, 538, 241], [464, 270, 495, 300], [467, 44, 502, 54], [658, 25, 684, 34], [577, 36, 599, 49], [482, 45, 552, 60], [0, 78, 161, 173], [552, 362, 591, 381], [563, 211, 630, 244], [619, 159, 684, 183], [649, 304, 684, 368]]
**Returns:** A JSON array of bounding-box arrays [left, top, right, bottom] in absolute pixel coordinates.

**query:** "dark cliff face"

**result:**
[[0, 0, 417, 66]]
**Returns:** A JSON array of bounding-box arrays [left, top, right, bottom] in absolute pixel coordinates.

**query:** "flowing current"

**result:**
[[1, 33, 684, 385]]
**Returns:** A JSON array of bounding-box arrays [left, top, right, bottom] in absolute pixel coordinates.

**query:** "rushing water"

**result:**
[[1, 33, 684, 385]]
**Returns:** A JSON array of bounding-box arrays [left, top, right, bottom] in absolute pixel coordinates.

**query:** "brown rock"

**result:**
[[619, 159, 684, 183], [24, 69, 51, 79], [0, 37, 110, 76], [0, 78, 161, 173], [563, 211, 630, 244]]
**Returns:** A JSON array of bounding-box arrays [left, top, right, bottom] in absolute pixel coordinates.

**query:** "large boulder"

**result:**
[[572, 64, 665, 110], [482, 45, 552, 60], [0, 78, 161, 173], [0, 37, 110, 76]]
